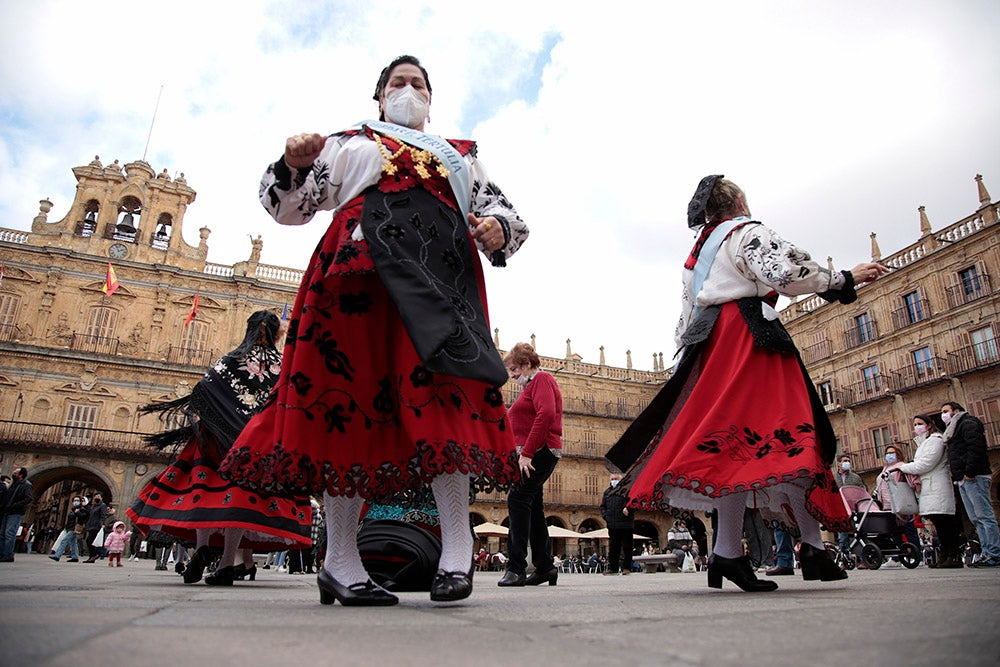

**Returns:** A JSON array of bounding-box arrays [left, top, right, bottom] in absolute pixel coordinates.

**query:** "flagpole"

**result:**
[[142, 84, 164, 162]]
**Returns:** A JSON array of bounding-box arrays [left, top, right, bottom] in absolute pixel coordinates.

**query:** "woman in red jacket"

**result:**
[[499, 343, 563, 587]]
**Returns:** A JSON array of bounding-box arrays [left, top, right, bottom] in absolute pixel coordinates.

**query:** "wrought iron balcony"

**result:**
[[69, 332, 119, 355], [893, 357, 950, 391], [0, 419, 169, 460], [166, 345, 215, 367], [842, 319, 880, 349], [948, 341, 1000, 375], [945, 273, 993, 308], [801, 339, 833, 364], [890, 298, 931, 329]]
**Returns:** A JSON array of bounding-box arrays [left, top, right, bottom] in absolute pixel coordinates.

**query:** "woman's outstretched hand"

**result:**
[[850, 262, 891, 284]]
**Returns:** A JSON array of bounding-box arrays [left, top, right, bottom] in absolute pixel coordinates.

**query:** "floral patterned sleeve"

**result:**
[[258, 133, 365, 226], [468, 157, 529, 265], [735, 225, 847, 297]]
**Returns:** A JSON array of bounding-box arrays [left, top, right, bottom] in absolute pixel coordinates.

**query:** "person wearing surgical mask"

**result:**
[[220, 55, 530, 607], [601, 473, 635, 575], [896, 414, 962, 567], [876, 444, 923, 566], [499, 342, 563, 587]]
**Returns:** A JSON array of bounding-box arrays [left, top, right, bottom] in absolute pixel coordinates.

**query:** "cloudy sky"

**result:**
[[1, 1, 998, 369]]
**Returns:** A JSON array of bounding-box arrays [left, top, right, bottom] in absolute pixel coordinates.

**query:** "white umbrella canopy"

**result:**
[[581, 528, 652, 541], [546, 525, 586, 539], [473, 522, 508, 537]]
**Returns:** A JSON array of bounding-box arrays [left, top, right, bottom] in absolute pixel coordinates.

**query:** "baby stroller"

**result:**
[[838, 471, 921, 570]]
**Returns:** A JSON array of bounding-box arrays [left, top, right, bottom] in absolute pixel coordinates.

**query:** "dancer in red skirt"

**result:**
[[220, 55, 528, 606], [607, 176, 889, 592], [129, 310, 312, 585]]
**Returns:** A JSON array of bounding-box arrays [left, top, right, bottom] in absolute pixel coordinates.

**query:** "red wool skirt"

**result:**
[[127, 436, 312, 549], [220, 197, 519, 502], [623, 302, 848, 530]]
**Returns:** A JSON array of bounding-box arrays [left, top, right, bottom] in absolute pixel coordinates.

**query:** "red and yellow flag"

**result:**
[[184, 291, 199, 327], [102, 262, 119, 296]]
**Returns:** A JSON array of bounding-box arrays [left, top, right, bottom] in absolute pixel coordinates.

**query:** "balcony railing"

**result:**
[[841, 377, 894, 407], [801, 339, 832, 364], [945, 273, 993, 308], [948, 341, 1000, 375], [70, 333, 119, 355], [843, 319, 880, 350], [0, 419, 169, 460], [890, 298, 931, 330], [166, 345, 216, 367], [893, 357, 949, 391]]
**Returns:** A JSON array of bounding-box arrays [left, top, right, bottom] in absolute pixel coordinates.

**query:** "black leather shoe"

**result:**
[[765, 565, 795, 576], [234, 563, 257, 581], [430, 568, 474, 602], [497, 570, 526, 587], [707, 554, 778, 592], [524, 567, 558, 586], [799, 543, 848, 582], [182, 546, 210, 584], [204, 565, 236, 586], [317, 568, 399, 606]]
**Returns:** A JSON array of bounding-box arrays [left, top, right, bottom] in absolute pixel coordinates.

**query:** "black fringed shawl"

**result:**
[[142, 311, 282, 461]]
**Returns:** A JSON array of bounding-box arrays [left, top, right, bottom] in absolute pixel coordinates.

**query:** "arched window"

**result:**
[[79, 199, 100, 237], [114, 196, 142, 240], [152, 212, 172, 249], [31, 397, 51, 423]]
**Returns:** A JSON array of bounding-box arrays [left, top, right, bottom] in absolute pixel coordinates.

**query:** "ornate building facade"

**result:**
[[780, 175, 1000, 516], [0, 155, 680, 554]]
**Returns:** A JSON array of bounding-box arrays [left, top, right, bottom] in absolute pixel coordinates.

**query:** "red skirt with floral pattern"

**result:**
[[219, 195, 519, 503], [127, 435, 312, 549], [622, 302, 848, 531]]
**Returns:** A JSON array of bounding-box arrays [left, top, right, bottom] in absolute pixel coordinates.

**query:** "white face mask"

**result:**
[[610, 479, 619, 488], [383, 85, 429, 128], [885, 453, 897, 464], [841, 461, 851, 471], [941, 411, 953, 424], [514, 374, 530, 387], [914, 424, 927, 436]]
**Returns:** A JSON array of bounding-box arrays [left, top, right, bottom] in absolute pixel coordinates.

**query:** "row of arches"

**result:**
[[79, 197, 173, 244]]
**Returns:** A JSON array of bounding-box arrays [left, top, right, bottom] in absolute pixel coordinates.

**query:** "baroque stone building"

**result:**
[[0, 155, 681, 553], [779, 175, 1000, 517]]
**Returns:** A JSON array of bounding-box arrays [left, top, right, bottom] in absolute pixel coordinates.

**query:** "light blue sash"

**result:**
[[689, 217, 749, 313], [360, 120, 471, 221]]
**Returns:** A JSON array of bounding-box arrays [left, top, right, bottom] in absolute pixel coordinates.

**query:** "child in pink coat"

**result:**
[[104, 521, 132, 567]]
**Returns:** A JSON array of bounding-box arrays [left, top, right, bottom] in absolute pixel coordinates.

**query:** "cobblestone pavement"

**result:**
[[1, 553, 998, 667]]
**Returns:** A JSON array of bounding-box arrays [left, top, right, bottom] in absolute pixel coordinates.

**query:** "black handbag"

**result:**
[[357, 519, 442, 592]]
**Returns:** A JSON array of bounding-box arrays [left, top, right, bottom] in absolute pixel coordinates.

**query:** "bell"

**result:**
[[85, 210, 97, 222], [116, 212, 136, 234], [155, 224, 168, 238]]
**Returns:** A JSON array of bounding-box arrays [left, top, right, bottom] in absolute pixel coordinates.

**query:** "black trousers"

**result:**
[[607, 528, 634, 573], [505, 447, 559, 574]]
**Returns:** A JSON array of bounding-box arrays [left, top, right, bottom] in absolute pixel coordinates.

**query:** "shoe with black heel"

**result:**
[[182, 546, 210, 584], [316, 568, 399, 606], [430, 567, 474, 602], [798, 543, 848, 581], [524, 567, 558, 586], [204, 565, 236, 586], [497, 570, 525, 587], [707, 554, 778, 592], [234, 563, 257, 581]]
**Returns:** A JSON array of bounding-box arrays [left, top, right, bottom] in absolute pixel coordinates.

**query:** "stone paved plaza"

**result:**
[[1, 553, 998, 667]]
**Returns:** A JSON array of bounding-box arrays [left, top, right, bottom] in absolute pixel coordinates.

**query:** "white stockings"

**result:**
[[323, 493, 369, 586], [431, 472, 473, 573]]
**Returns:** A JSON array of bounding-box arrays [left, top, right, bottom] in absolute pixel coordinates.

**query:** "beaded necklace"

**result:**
[[373, 132, 451, 180]]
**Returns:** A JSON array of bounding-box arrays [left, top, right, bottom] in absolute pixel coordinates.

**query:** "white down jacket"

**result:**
[[897, 433, 955, 515]]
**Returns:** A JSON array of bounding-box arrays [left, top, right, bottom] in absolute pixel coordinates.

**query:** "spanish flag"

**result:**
[[184, 290, 199, 327], [102, 262, 119, 296]]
